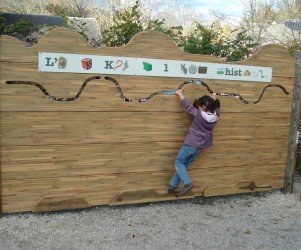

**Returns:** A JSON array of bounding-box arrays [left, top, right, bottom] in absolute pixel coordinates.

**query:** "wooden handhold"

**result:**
[[110, 188, 195, 205], [203, 180, 272, 197], [33, 193, 90, 212]]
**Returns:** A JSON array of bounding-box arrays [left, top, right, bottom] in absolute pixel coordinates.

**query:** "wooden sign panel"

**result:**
[[0, 28, 296, 213]]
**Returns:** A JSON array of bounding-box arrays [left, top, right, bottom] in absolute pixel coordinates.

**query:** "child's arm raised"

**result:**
[[211, 93, 221, 117], [175, 88, 185, 101], [211, 93, 218, 100], [176, 88, 198, 117]]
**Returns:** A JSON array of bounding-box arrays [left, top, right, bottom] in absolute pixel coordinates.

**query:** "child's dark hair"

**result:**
[[193, 95, 220, 113]]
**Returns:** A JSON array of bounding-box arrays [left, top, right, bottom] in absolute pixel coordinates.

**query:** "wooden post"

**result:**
[[284, 51, 301, 193], [0, 75, 1, 218], [0, 161, 2, 218], [0, 150, 2, 218], [0, 108, 1, 218]]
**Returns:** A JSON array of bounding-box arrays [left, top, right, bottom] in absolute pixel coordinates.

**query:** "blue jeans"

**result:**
[[170, 144, 201, 188]]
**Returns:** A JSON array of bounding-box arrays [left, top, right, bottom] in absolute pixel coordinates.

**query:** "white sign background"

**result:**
[[39, 52, 272, 82]]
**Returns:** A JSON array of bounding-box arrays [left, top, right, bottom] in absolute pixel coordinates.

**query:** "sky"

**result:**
[[119, 0, 245, 19], [118, 0, 246, 27], [188, 0, 244, 21]]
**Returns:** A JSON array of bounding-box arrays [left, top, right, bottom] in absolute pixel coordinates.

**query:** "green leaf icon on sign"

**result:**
[[217, 68, 225, 75], [143, 62, 152, 71]]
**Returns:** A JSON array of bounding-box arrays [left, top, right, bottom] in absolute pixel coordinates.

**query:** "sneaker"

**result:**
[[167, 185, 177, 194], [178, 183, 194, 196]]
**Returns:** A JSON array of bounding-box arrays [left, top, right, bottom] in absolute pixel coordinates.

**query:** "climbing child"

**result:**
[[168, 88, 220, 196]]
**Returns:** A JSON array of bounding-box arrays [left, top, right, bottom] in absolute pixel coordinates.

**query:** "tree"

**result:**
[[212, 0, 300, 53], [45, 0, 96, 17], [225, 29, 258, 61], [1, 0, 258, 60], [102, 1, 183, 47], [102, 1, 257, 61], [241, 0, 301, 52], [136, 0, 201, 32], [182, 23, 257, 61], [102, 1, 144, 46], [241, 0, 277, 45], [0, 0, 49, 14], [0, 0, 97, 18], [182, 23, 226, 56]]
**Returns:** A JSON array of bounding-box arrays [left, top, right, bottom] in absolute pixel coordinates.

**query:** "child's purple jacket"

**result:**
[[182, 98, 220, 150]]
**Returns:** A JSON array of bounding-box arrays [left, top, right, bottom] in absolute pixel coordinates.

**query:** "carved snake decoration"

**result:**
[[253, 84, 289, 104], [139, 79, 249, 104], [6, 76, 289, 104], [6, 76, 132, 102]]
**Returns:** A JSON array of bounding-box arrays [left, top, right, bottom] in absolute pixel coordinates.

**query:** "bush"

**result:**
[[102, 1, 257, 62], [102, 1, 143, 47]]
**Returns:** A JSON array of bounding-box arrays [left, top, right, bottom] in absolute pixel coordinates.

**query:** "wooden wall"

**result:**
[[0, 28, 296, 213]]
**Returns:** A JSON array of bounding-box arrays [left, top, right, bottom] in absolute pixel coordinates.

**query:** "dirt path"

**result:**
[[1, 177, 301, 249]]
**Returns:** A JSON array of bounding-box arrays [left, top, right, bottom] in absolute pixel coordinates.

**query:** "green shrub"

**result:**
[[1, 16, 36, 37], [102, 1, 257, 62]]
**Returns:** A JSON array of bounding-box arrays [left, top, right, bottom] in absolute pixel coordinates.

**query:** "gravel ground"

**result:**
[[1, 176, 301, 250]]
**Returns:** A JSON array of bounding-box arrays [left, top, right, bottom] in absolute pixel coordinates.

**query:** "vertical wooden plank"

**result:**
[[284, 51, 301, 193], [0, 66, 2, 218], [0, 97, 1, 218]]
